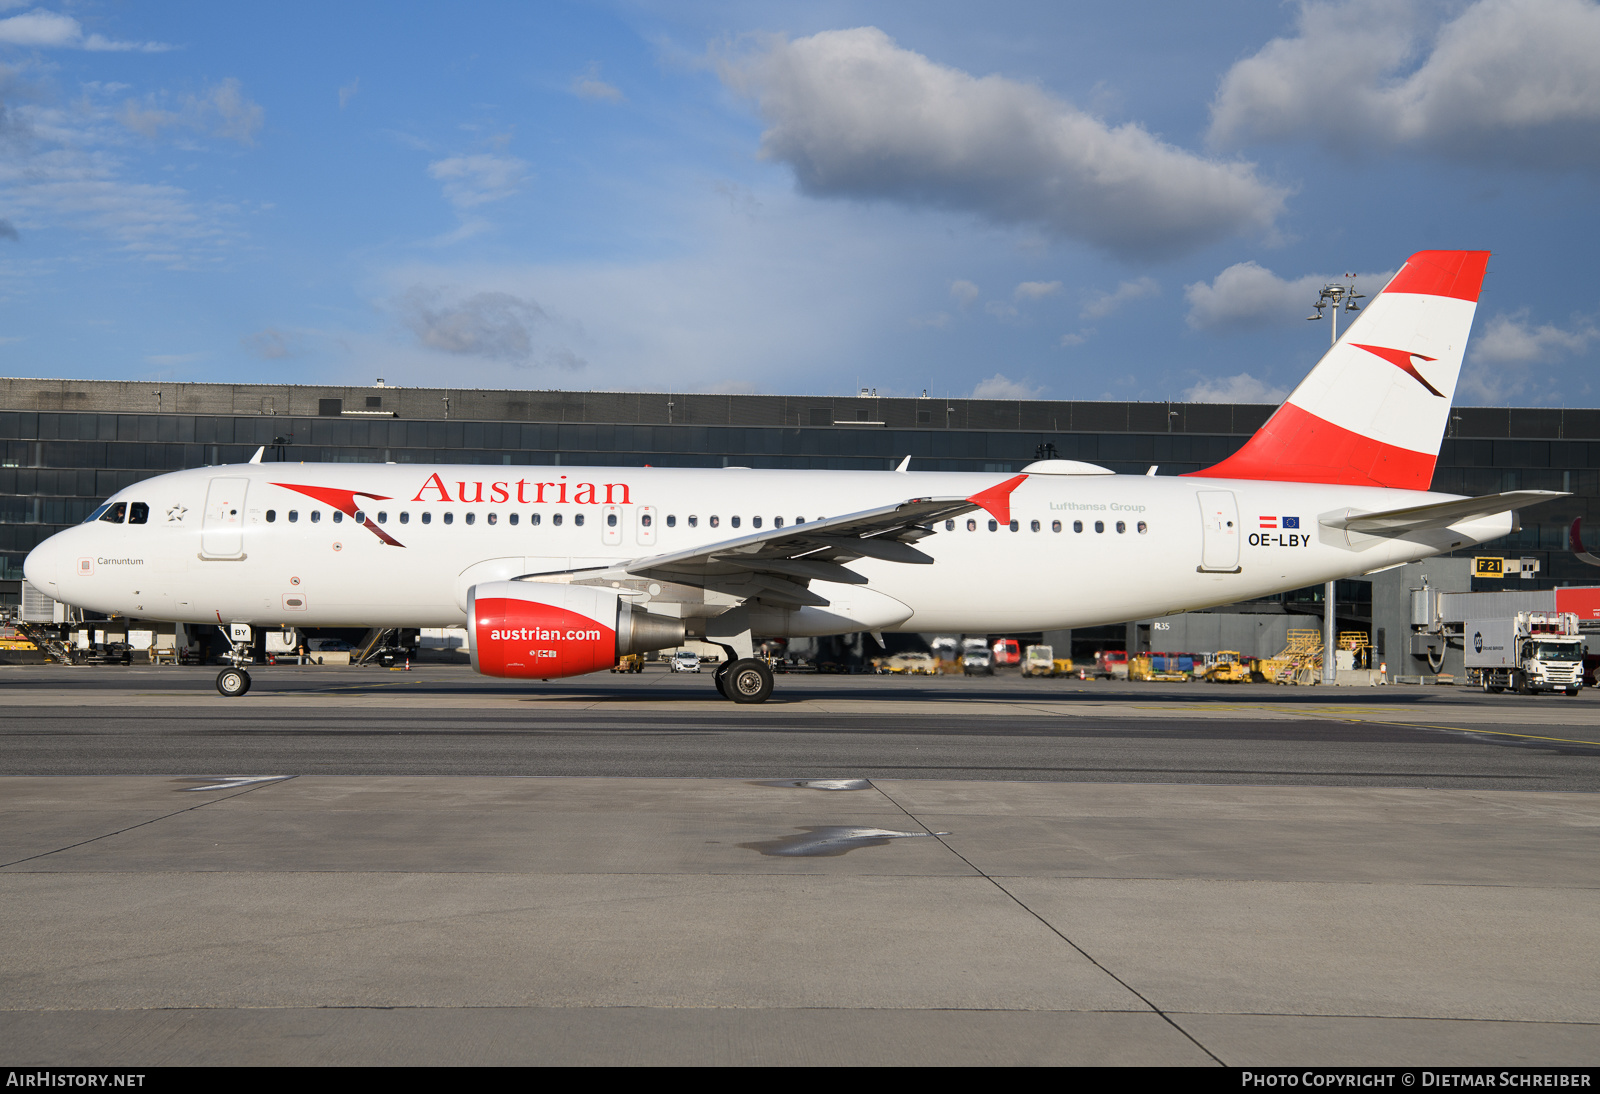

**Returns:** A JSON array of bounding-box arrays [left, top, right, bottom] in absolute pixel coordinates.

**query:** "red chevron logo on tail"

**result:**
[[1351, 343, 1444, 398]]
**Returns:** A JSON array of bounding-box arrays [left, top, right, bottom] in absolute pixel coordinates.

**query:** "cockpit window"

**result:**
[[84, 502, 113, 523], [128, 502, 149, 525], [98, 502, 127, 524]]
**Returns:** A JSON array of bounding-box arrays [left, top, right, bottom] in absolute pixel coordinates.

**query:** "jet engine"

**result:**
[[468, 580, 685, 679]]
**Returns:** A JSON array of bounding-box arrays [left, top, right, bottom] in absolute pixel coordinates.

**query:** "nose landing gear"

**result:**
[[216, 666, 251, 697], [215, 623, 254, 697]]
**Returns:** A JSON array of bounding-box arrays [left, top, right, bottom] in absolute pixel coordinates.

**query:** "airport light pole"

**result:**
[[1308, 277, 1364, 683]]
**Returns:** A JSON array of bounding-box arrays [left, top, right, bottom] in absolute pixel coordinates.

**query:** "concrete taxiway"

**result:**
[[2, 666, 1598, 1065]]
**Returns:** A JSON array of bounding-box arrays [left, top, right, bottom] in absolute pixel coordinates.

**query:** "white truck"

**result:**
[[1466, 611, 1585, 696]]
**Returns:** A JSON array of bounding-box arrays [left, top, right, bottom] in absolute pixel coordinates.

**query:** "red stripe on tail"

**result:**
[[1182, 403, 1436, 489], [1381, 250, 1490, 301]]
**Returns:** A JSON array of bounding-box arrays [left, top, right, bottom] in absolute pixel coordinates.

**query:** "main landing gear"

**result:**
[[717, 658, 774, 704], [215, 623, 254, 697]]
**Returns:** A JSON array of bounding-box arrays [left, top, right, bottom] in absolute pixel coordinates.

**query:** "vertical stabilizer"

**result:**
[[1188, 250, 1489, 489]]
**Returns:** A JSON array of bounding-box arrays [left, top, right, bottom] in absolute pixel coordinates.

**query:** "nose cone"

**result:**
[[23, 535, 60, 594]]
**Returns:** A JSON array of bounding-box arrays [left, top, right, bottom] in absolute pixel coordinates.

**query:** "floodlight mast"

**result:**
[[1306, 273, 1365, 682]]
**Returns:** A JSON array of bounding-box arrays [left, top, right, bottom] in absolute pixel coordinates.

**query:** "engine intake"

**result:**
[[468, 580, 685, 679]]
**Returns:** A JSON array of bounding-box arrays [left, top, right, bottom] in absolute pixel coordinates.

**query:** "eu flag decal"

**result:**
[[1282, 516, 1300, 529]]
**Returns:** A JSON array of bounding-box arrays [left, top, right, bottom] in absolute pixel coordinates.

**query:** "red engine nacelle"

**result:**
[[468, 580, 684, 679]]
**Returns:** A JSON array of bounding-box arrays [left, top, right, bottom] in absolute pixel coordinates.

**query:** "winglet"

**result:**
[[1572, 518, 1600, 567], [968, 474, 1027, 524]]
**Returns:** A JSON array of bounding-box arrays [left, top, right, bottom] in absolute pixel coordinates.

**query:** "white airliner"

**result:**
[[22, 250, 1560, 701]]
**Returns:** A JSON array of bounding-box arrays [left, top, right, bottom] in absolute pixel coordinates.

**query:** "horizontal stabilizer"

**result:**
[[1321, 490, 1565, 536]]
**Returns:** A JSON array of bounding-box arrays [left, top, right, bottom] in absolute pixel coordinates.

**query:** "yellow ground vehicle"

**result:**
[[1203, 651, 1252, 683], [611, 653, 645, 673]]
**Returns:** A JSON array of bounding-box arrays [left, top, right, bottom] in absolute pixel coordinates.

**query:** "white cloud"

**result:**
[[427, 153, 529, 210], [397, 286, 575, 366], [972, 373, 1042, 399], [571, 62, 623, 102], [1470, 310, 1596, 364], [339, 78, 359, 110], [984, 300, 1018, 319], [1081, 275, 1159, 319], [1183, 261, 1393, 331], [720, 26, 1287, 258], [117, 78, 265, 145], [0, 9, 171, 52], [242, 328, 301, 360], [1184, 372, 1288, 403], [1059, 331, 1089, 347], [1014, 280, 1061, 300], [1458, 312, 1597, 401], [948, 279, 979, 306], [1210, 0, 1600, 171]]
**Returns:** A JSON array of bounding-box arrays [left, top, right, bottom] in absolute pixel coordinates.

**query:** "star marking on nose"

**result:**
[[166, 504, 188, 522], [1351, 343, 1444, 398]]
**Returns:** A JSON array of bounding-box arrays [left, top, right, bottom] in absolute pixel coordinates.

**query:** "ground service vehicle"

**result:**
[[991, 638, 1021, 667], [877, 650, 937, 675], [668, 650, 700, 673], [25, 251, 1562, 704], [1095, 650, 1129, 680], [1467, 611, 1585, 695], [1203, 651, 1252, 683], [962, 649, 994, 675]]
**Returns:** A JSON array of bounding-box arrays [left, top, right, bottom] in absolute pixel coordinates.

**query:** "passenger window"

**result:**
[[945, 520, 954, 531], [288, 510, 299, 523], [99, 502, 126, 523], [508, 513, 518, 526], [1073, 520, 1083, 533], [553, 513, 562, 526], [421, 512, 431, 525], [377, 512, 388, 524], [752, 516, 762, 529], [399, 512, 409, 524], [710, 515, 719, 528], [311, 511, 322, 524], [641, 513, 652, 527], [988, 520, 998, 532], [265, 510, 276, 523], [443, 512, 454, 525], [1116, 521, 1125, 534], [731, 516, 741, 529], [1009, 520, 1019, 532], [773, 517, 782, 527], [607, 513, 617, 528], [966, 519, 976, 531], [666, 515, 676, 528], [465, 513, 475, 525], [1138, 521, 1148, 534], [1052, 520, 1061, 532], [354, 511, 366, 524], [489, 512, 500, 526], [530, 513, 540, 526], [1030, 520, 1039, 532], [574, 513, 584, 527], [1095, 521, 1104, 533], [129, 503, 150, 525], [332, 511, 344, 524], [689, 515, 699, 528]]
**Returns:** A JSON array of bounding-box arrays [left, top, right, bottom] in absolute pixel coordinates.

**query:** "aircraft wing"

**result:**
[[1320, 490, 1566, 536], [562, 475, 1027, 608]]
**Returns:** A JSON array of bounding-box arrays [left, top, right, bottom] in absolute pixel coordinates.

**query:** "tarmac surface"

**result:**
[[3, 664, 1598, 1065]]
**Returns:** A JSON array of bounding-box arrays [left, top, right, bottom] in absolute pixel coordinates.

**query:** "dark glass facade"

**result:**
[[2, 380, 1596, 597]]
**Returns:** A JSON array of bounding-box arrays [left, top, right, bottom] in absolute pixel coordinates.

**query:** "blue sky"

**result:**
[[1, 0, 1597, 406]]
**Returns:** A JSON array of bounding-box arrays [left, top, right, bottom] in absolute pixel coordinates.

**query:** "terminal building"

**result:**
[[3, 377, 1597, 670]]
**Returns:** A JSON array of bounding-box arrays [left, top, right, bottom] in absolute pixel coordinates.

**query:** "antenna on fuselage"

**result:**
[[249, 446, 264, 464]]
